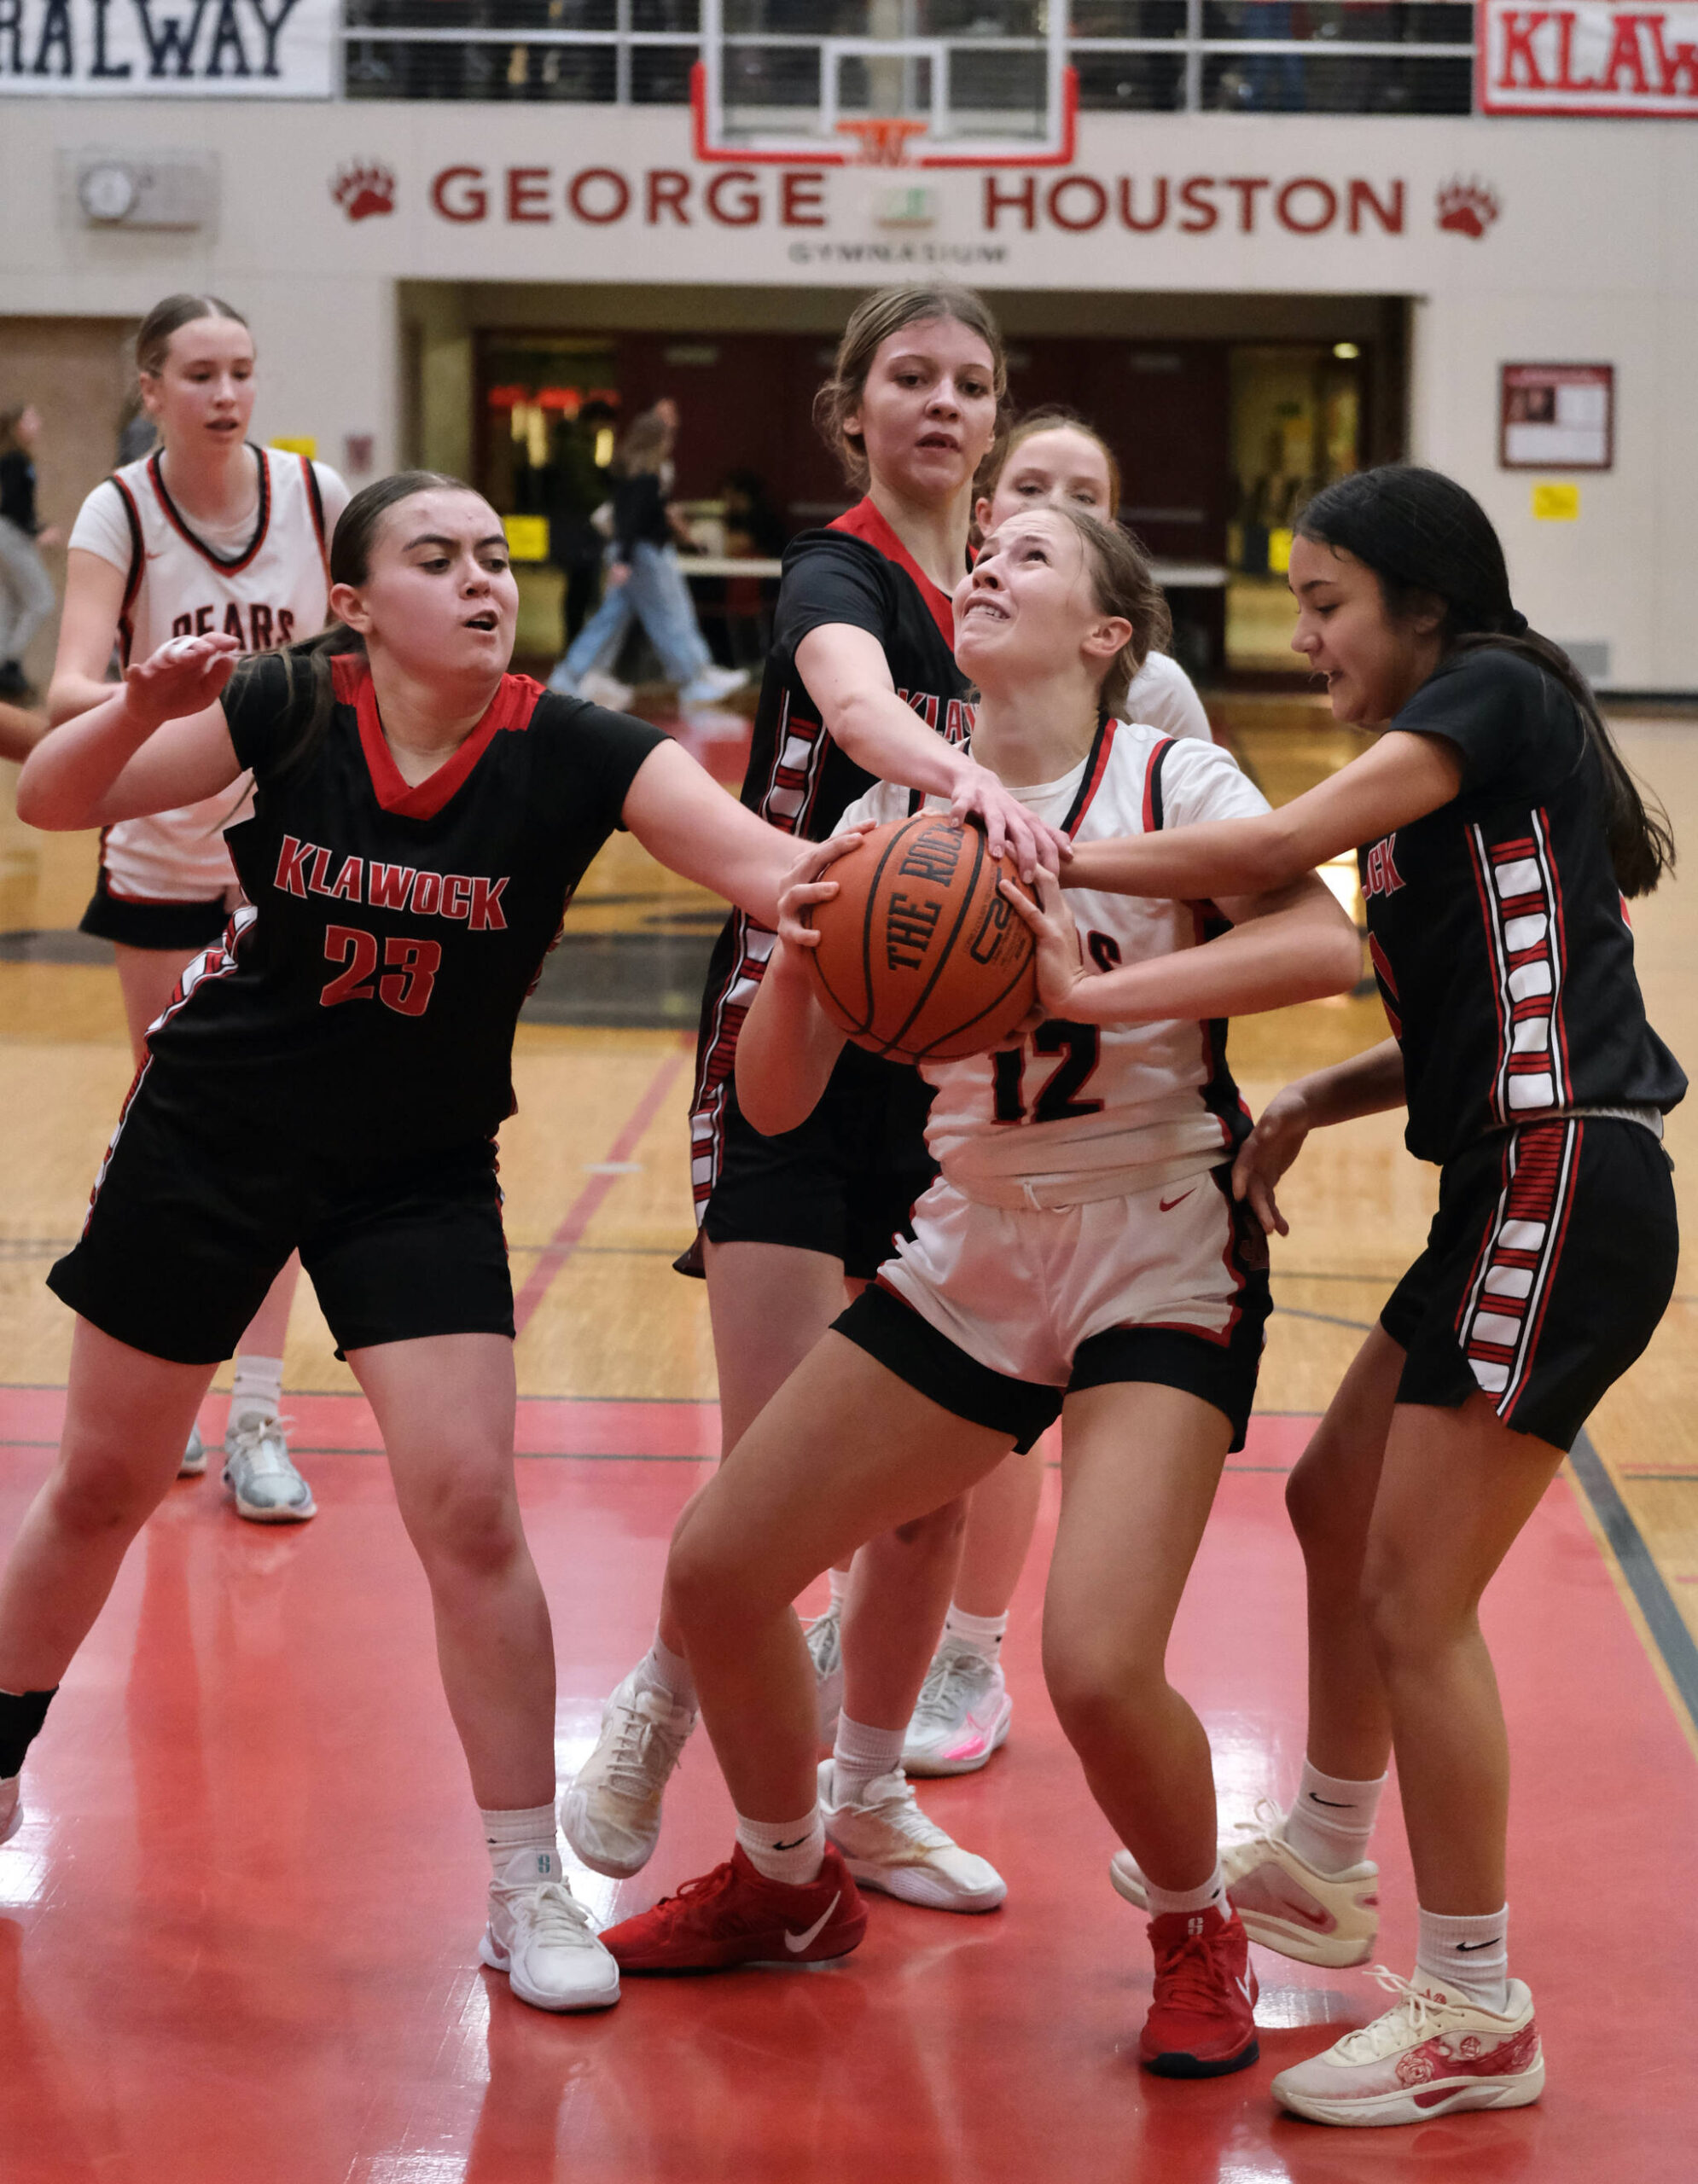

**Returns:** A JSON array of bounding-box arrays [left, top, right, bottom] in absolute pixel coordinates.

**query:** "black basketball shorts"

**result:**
[[1381, 1115, 1678, 1452], [833, 1164, 1271, 1455], [48, 1066, 515, 1366], [79, 868, 234, 954], [695, 1043, 938, 1282]]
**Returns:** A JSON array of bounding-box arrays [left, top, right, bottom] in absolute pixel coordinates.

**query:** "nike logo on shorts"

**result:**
[[1159, 1188, 1196, 1212], [785, 1893, 840, 1954]]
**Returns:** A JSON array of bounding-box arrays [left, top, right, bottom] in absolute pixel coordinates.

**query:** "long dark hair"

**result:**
[[1298, 466, 1672, 897], [228, 469, 473, 773]]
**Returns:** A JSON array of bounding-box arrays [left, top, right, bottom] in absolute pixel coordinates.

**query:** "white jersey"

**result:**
[[838, 718, 1271, 1208], [1120, 650, 1212, 743], [69, 446, 344, 903]]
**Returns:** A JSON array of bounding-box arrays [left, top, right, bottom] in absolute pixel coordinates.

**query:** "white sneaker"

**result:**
[[819, 1759, 1006, 1913], [1271, 1969, 1544, 2127], [561, 1668, 695, 1879], [1109, 1798, 1378, 1968], [222, 1411, 316, 1523], [481, 1862, 620, 2013], [179, 1424, 208, 1478], [678, 665, 748, 707], [904, 1636, 1013, 1776], [1, 1773, 20, 1846], [804, 1601, 844, 1744], [577, 670, 635, 712]]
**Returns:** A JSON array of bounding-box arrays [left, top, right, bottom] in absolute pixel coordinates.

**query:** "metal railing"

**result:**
[[340, 2, 1477, 113]]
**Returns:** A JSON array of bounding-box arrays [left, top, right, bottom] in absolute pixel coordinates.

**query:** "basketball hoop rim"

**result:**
[[689, 62, 1079, 170]]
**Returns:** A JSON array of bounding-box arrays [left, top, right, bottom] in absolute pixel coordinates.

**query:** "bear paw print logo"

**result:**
[[1436, 178, 1499, 240], [334, 162, 397, 223]]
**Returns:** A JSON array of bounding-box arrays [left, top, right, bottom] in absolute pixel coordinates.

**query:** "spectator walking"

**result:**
[[0, 406, 61, 701], [550, 403, 747, 712]]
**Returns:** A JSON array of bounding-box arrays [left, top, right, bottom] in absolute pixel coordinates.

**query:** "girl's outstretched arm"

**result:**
[[18, 633, 244, 829], [1004, 867, 1363, 1028], [1230, 1041, 1407, 1237], [620, 737, 800, 928], [795, 623, 1069, 883], [733, 836, 859, 1137], [1062, 730, 1463, 902]]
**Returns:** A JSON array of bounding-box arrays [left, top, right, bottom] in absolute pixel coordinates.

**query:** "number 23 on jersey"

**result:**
[[321, 926, 442, 1017]]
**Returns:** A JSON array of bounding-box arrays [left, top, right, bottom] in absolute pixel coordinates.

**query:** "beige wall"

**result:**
[[0, 317, 137, 691]]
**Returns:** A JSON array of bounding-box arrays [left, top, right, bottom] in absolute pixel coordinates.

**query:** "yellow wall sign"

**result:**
[[268, 437, 317, 461], [1532, 482, 1580, 522], [503, 515, 551, 562]]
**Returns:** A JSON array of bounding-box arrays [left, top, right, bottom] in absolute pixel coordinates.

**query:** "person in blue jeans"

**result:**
[[550, 402, 747, 712]]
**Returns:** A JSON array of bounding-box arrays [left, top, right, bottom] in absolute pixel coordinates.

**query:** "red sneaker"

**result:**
[[602, 1844, 867, 1973], [1141, 1906, 1260, 2077]]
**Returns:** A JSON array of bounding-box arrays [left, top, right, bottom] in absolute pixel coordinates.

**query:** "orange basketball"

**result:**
[[803, 813, 1037, 1062]]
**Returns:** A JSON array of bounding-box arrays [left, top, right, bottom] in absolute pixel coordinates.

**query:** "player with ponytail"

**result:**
[[1070, 463, 1683, 2128]]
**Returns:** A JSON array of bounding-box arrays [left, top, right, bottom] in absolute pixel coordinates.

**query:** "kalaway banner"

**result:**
[[0, 0, 335, 96]]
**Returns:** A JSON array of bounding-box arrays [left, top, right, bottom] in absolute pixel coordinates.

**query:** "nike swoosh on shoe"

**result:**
[[785, 1894, 840, 1954]]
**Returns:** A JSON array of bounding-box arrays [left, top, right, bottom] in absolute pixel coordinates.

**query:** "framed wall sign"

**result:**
[[1500, 364, 1614, 472]]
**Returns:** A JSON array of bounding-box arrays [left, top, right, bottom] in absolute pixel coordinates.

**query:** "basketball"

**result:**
[[803, 813, 1038, 1062]]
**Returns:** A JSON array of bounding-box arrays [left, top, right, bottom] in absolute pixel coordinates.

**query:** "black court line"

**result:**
[[1567, 1426, 1698, 1739]]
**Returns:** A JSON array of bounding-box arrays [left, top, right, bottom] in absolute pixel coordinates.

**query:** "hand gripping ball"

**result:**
[[802, 813, 1037, 1063]]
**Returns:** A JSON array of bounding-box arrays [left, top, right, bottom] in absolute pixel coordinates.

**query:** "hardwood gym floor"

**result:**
[[2, 695, 1695, 2181]]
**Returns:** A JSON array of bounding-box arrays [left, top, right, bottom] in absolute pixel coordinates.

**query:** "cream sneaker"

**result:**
[[481, 1856, 620, 2013], [1271, 1968, 1543, 2126], [819, 1759, 1005, 1913], [1110, 1798, 1378, 1968], [561, 1668, 695, 1879]]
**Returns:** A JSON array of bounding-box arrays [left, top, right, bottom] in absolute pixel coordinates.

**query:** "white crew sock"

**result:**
[[943, 1604, 1009, 1663], [482, 1802, 562, 1885], [827, 1568, 851, 1610], [736, 1808, 825, 1885], [1143, 1862, 1228, 1920], [1282, 1758, 1387, 1875], [1417, 1903, 1510, 2013], [226, 1355, 284, 1431], [829, 1713, 905, 1807], [636, 1628, 696, 1712]]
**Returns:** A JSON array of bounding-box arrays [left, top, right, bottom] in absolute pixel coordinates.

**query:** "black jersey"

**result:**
[[1359, 646, 1685, 1165], [685, 498, 972, 1222], [142, 649, 663, 1158]]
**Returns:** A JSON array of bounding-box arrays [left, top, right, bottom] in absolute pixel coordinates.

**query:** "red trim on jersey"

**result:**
[[1537, 808, 1576, 1107], [829, 497, 958, 652], [110, 474, 147, 667], [299, 455, 331, 590], [145, 445, 273, 577], [1139, 735, 1177, 835], [340, 659, 546, 820], [1464, 827, 1510, 1126], [1062, 715, 1119, 834]]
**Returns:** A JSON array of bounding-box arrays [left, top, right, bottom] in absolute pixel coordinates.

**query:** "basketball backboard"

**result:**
[[691, 0, 1078, 169]]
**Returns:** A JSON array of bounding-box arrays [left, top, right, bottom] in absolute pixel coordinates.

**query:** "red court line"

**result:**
[[509, 1037, 695, 1337]]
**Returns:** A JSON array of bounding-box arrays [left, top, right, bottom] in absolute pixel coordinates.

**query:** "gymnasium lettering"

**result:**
[[0, 0, 334, 93], [273, 836, 510, 931]]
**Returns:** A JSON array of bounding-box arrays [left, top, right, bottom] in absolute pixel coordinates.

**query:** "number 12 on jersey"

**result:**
[[321, 925, 442, 1017], [991, 1022, 1104, 1125]]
